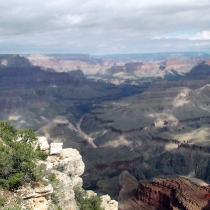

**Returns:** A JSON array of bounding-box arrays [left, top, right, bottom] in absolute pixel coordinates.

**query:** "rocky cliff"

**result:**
[[118, 171, 210, 210], [26, 54, 210, 86], [4, 137, 118, 210], [26, 54, 124, 75], [96, 58, 201, 81]]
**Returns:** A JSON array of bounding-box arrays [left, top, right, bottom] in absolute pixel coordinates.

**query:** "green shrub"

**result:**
[[35, 145, 48, 160], [74, 186, 103, 210], [0, 121, 45, 190], [49, 173, 57, 182], [5, 173, 24, 190], [2, 204, 22, 210]]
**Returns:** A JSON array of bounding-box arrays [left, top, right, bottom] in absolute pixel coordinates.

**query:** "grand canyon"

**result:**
[[1, 53, 210, 209]]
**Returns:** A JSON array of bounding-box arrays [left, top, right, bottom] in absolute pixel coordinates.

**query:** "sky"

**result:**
[[0, 0, 210, 54]]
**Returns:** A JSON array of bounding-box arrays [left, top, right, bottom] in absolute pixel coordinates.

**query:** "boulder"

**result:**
[[100, 194, 118, 210], [37, 136, 49, 151], [86, 190, 97, 198], [50, 143, 63, 155]]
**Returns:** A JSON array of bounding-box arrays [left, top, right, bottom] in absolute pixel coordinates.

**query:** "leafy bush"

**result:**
[[35, 145, 48, 160], [49, 173, 57, 182], [74, 186, 103, 210], [0, 121, 46, 190]]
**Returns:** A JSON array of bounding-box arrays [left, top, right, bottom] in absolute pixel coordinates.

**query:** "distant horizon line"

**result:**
[[0, 51, 209, 56]]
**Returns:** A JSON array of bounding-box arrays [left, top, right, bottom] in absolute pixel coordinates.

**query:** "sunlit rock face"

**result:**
[[96, 58, 201, 80], [27, 54, 206, 84], [100, 195, 118, 210], [37, 136, 49, 151], [27, 54, 118, 75], [50, 142, 63, 155]]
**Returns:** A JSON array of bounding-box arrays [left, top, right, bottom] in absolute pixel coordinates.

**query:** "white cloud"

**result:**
[[152, 36, 169, 40], [0, 0, 210, 53], [190, 30, 210, 40]]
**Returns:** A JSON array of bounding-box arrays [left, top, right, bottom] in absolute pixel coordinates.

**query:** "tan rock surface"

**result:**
[[37, 136, 49, 151], [56, 148, 85, 177], [100, 194, 118, 210], [51, 170, 79, 210], [50, 142, 63, 155]]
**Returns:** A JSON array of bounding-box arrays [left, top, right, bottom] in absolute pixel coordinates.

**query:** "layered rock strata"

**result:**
[[137, 178, 210, 210], [118, 171, 210, 210]]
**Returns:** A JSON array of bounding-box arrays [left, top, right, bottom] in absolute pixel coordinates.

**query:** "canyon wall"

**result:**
[[118, 171, 210, 210]]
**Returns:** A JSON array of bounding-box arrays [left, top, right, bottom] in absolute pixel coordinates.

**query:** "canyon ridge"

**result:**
[[1, 53, 210, 209]]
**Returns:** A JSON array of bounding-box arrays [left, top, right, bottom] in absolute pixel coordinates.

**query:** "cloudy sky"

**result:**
[[0, 0, 210, 54]]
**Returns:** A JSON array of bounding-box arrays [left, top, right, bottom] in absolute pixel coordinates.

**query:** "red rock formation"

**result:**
[[136, 178, 210, 210], [118, 171, 210, 210], [118, 171, 155, 210]]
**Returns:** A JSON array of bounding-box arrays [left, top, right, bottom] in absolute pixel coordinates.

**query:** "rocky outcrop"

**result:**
[[47, 148, 85, 179], [100, 195, 118, 210], [118, 171, 138, 201], [50, 170, 79, 210], [37, 136, 49, 151], [16, 184, 54, 210], [118, 171, 163, 210], [137, 178, 210, 210], [17, 184, 53, 199], [15, 137, 118, 210], [50, 142, 63, 155], [118, 172, 210, 210]]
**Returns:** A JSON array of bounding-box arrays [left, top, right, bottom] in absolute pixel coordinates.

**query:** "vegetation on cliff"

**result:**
[[74, 186, 104, 210], [0, 121, 47, 191], [0, 121, 113, 210]]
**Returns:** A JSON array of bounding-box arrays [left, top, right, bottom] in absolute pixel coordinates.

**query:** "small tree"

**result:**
[[0, 121, 46, 190], [74, 186, 104, 210]]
